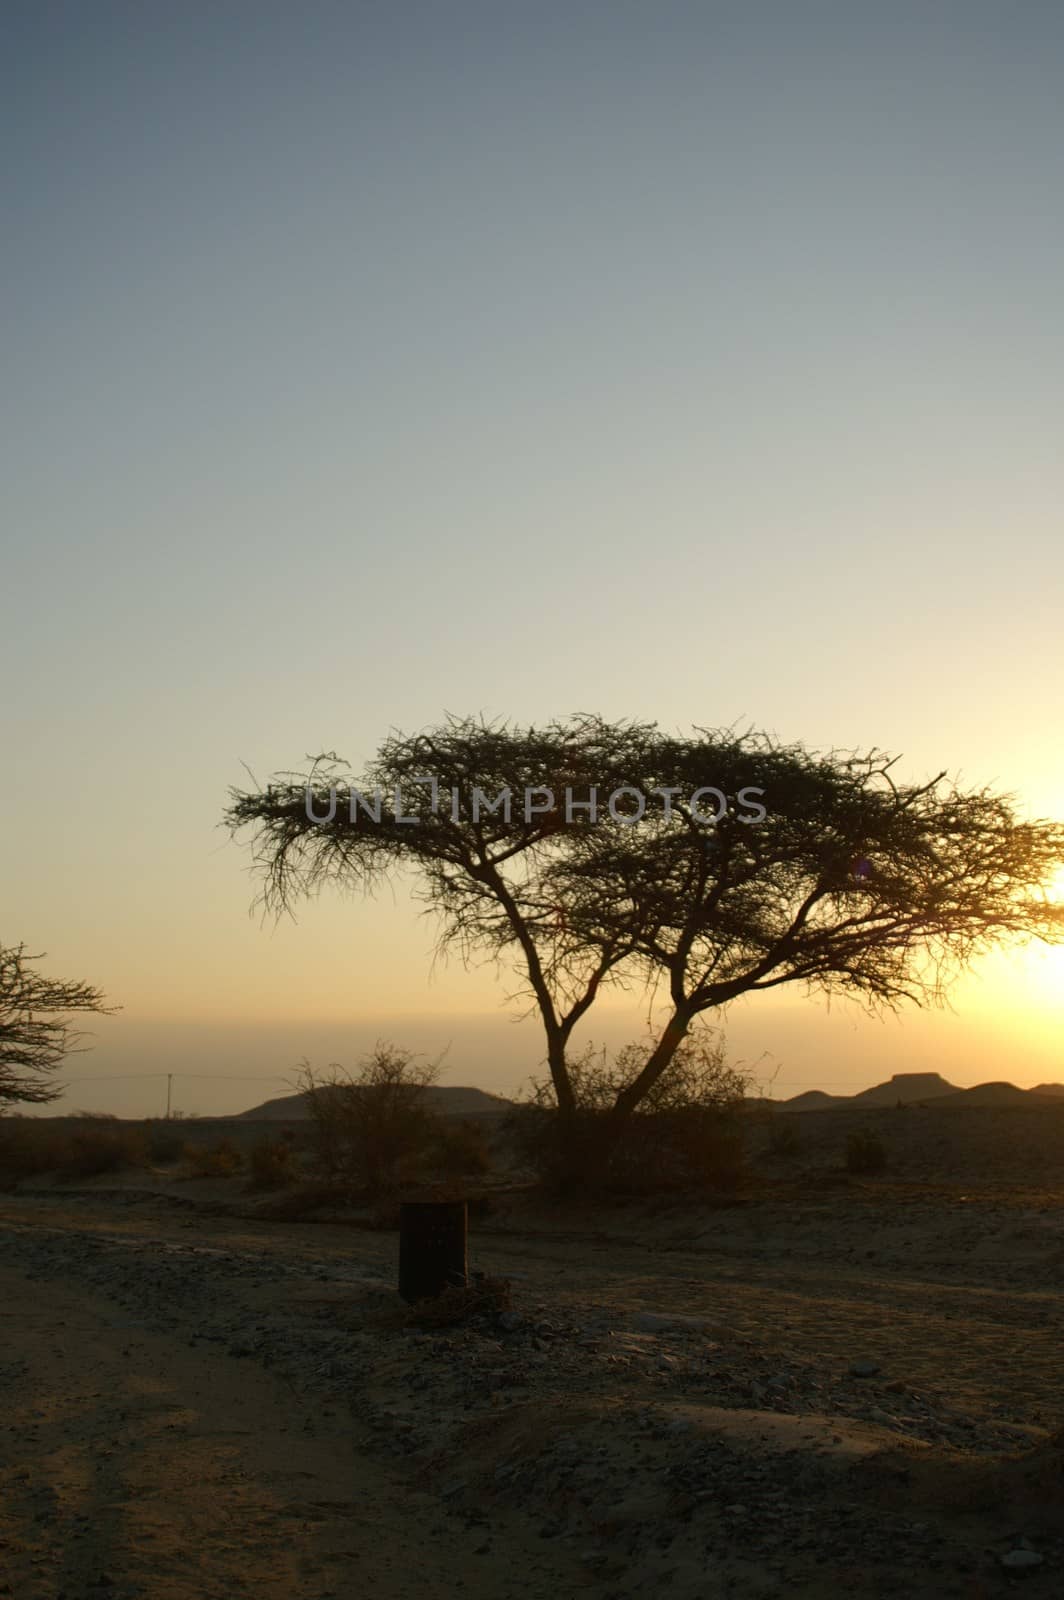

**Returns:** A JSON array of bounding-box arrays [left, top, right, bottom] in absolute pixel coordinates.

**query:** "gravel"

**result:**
[[2, 1199, 1061, 1598]]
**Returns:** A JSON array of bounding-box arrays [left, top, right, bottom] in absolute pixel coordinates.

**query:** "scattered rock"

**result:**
[[632, 1312, 713, 1334], [1000, 1549, 1044, 1571]]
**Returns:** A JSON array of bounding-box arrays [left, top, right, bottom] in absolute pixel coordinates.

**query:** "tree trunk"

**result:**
[[546, 1029, 576, 1118], [610, 1009, 694, 1122], [551, 1009, 696, 1192]]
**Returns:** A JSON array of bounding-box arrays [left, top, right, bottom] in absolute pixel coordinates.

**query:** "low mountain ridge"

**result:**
[[233, 1086, 516, 1121], [779, 1071, 1064, 1111], [850, 1072, 957, 1106]]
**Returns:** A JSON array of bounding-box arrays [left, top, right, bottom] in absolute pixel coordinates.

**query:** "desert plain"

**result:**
[[2, 1094, 1063, 1600]]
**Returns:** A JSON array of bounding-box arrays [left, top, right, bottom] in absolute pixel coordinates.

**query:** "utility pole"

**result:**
[[165, 1073, 173, 1120]]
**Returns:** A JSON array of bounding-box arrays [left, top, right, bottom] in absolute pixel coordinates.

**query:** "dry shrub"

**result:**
[[368, 1196, 402, 1230], [0, 1117, 68, 1184], [767, 1114, 802, 1158], [0, 1117, 146, 1182], [846, 1126, 887, 1175], [186, 1138, 243, 1178], [297, 1042, 445, 1197], [63, 1122, 147, 1177], [246, 1135, 295, 1190], [145, 1120, 186, 1164], [404, 1273, 512, 1328], [427, 1116, 492, 1179], [508, 1031, 749, 1195]]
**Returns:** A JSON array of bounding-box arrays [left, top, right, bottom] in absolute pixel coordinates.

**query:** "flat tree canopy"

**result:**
[[0, 942, 114, 1107], [225, 715, 1064, 1139]]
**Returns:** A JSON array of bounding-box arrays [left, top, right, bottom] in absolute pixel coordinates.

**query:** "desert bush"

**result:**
[[0, 1116, 67, 1184], [62, 1122, 147, 1177], [296, 1042, 446, 1197], [403, 1273, 512, 1328], [186, 1138, 243, 1177], [145, 1120, 186, 1164], [426, 1116, 492, 1179], [846, 1126, 887, 1175], [767, 1115, 802, 1158], [508, 1032, 749, 1194], [246, 1135, 295, 1190], [0, 1117, 146, 1182]]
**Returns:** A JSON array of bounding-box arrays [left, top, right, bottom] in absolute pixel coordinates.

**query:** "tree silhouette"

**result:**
[[225, 715, 1064, 1172], [0, 942, 115, 1107]]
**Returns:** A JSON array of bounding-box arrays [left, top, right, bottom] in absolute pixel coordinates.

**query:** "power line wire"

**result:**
[[59, 1072, 292, 1083]]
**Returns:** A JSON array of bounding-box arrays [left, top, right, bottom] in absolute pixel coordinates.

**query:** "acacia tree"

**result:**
[[228, 716, 659, 1119], [0, 942, 115, 1108], [225, 716, 1064, 1167], [551, 737, 1064, 1128]]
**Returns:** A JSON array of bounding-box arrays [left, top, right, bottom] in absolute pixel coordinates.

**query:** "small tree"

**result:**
[[0, 942, 115, 1108]]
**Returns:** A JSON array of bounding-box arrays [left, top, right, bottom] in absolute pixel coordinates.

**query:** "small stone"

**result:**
[[1000, 1550, 1043, 1570], [632, 1312, 712, 1334], [497, 1311, 524, 1333], [849, 1359, 880, 1378]]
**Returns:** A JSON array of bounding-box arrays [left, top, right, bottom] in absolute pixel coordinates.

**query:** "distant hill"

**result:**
[[851, 1072, 957, 1106], [233, 1086, 516, 1121], [781, 1090, 846, 1112], [776, 1071, 1064, 1112], [776, 1072, 957, 1111], [242, 1076, 1064, 1121], [940, 1081, 1064, 1108]]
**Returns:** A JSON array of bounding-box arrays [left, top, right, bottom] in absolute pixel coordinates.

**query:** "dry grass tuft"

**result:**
[[403, 1273, 513, 1329]]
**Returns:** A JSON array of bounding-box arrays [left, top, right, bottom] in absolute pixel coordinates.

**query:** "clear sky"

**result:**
[[3, 3, 1062, 1114]]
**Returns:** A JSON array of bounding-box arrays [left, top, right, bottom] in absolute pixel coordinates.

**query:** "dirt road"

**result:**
[[0, 1262, 583, 1600], [2, 1184, 1063, 1599]]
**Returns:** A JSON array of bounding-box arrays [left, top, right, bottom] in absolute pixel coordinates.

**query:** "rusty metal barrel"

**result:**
[[398, 1199, 468, 1302]]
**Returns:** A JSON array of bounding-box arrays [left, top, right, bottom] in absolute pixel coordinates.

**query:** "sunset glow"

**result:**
[[3, 6, 1062, 1114]]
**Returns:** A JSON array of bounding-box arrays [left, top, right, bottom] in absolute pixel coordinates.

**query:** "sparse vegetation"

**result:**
[[145, 1120, 187, 1164], [508, 1032, 749, 1194], [0, 1116, 145, 1182], [767, 1114, 802, 1158], [846, 1126, 887, 1174], [0, 1116, 65, 1185], [185, 1138, 244, 1178], [297, 1042, 448, 1197], [246, 1135, 296, 1190], [63, 1123, 147, 1177], [427, 1116, 493, 1179], [401, 1273, 512, 1328]]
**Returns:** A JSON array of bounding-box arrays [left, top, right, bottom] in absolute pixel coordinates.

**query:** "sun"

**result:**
[[1005, 865, 1064, 1016], [1042, 865, 1064, 905]]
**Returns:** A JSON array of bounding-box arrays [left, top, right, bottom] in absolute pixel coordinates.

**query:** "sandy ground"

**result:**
[[0, 1256, 584, 1600], [1, 1163, 1063, 1598]]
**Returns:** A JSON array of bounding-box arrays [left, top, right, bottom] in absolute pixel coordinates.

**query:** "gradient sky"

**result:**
[[3, 3, 1062, 1114]]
